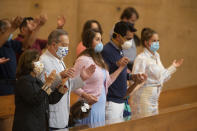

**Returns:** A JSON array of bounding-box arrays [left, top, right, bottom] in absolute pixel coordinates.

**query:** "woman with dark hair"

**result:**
[[73, 29, 127, 127], [76, 20, 103, 56], [130, 28, 183, 119], [12, 49, 66, 131]]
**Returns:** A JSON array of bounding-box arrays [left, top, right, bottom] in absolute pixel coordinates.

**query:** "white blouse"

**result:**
[[132, 48, 176, 88]]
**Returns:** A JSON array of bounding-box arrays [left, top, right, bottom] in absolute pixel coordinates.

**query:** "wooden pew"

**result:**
[[70, 85, 197, 108], [0, 95, 15, 131], [159, 85, 197, 109], [0, 85, 196, 131], [79, 102, 197, 131]]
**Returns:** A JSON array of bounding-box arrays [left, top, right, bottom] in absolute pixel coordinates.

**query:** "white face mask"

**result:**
[[121, 39, 133, 50], [33, 61, 44, 76], [56, 46, 69, 59]]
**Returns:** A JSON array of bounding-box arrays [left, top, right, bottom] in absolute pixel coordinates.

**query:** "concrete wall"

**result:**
[[0, 0, 197, 90]]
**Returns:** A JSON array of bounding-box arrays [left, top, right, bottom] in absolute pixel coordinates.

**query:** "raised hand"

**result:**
[[11, 16, 23, 31], [116, 57, 129, 67], [80, 64, 96, 81], [173, 58, 184, 68], [0, 57, 9, 64], [39, 14, 48, 26], [45, 70, 56, 87], [57, 16, 66, 28]]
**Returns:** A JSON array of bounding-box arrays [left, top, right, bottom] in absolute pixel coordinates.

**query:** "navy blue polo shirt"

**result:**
[[101, 41, 127, 103], [0, 40, 22, 95]]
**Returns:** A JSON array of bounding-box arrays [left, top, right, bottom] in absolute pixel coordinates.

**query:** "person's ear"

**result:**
[[144, 40, 148, 47], [21, 27, 25, 33]]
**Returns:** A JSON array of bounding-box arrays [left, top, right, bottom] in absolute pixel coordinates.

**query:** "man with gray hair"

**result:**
[[39, 29, 98, 130]]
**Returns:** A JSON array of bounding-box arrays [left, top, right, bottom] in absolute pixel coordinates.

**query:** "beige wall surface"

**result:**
[[0, 0, 197, 90]]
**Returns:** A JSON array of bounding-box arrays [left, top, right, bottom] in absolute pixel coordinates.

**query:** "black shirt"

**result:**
[[12, 74, 63, 131]]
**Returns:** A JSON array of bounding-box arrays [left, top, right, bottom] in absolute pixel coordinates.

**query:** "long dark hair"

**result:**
[[81, 20, 103, 39], [141, 28, 157, 47], [78, 29, 107, 69], [16, 49, 39, 78]]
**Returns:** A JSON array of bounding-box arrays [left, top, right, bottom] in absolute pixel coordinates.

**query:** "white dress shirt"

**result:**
[[130, 48, 177, 119], [39, 50, 84, 128], [132, 48, 176, 87]]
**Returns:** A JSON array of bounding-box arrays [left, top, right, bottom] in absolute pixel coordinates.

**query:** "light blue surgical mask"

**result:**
[[56, 46, 69, 59], [94, 42, 103, 53], [7, 34, 13, 42], [150, 41, 159, 53]]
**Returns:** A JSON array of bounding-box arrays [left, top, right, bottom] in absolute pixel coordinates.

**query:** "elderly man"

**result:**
[[39, 29, 97, 130]]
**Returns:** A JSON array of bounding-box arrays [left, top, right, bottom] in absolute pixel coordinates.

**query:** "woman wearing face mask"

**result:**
[[130, 28, 184, 119], [76, 20, 103, 56], [13, 49, 67, 131], [73, 29, 127, 127]]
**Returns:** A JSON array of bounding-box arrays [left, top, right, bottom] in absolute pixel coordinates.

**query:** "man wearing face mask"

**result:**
[[110, 7, 140, 71], [39, 29, 97, 130], [102, 21, 139, 123]]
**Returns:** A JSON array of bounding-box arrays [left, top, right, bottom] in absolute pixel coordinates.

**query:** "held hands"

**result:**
[[173, 58, 184, 68], [45, 70, 56, 87], [116, 57, 130, 67], [81, 93, 98, 105], [132, 73, 147, 85], [80, 64, 96, 81], [57, 16, 66, 29]]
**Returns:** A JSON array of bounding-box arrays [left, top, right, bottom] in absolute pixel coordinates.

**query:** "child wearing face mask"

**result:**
[[13, 50, 67, 131], [73, 29, 128, 127], [130, 28, 184, 119]]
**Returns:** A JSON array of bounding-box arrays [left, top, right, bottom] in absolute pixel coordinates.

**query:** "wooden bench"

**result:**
[[159, 85, 197, 109], [78, 102, 197, 131]]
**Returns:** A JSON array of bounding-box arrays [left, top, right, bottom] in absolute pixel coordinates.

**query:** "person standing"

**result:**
[[130, 28, 183, 119]]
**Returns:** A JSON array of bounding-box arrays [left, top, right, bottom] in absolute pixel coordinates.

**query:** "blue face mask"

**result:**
[[94, 42, 103, 53], [150, 41, 159, 53], [7, 34, 13, 42]]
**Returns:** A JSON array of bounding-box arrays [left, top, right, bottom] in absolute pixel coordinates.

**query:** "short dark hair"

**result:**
[[81, 20, 103, 39], [16, 49, 39, 78], [120, 7, 139, 20], [113, 21, 136, 38], [141, 28, 157, 47], [19, 17, 34, 30], [48, 29, 68, 45]]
